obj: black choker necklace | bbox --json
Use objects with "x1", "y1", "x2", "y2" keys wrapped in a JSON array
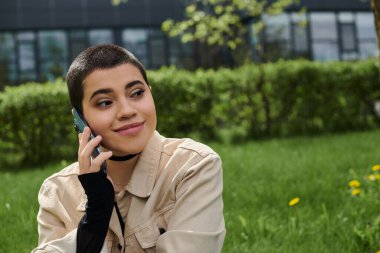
[{"x1": 109, "y1": 153, "x2": 140, "y2": 161}]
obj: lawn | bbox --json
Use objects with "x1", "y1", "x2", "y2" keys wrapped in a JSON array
[{"x1": 1, "y1": 130, "x2": 380, "y2": 252}]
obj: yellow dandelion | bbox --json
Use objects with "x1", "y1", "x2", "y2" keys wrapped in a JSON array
[
  {"x1": 349, "y1": 180, "x2": 360, "y2": 188},
  {"x1": 289, "y1": 197, "x2": 300, "y2": 207},
  {"x1": 351, "y1": 188, "x2": 361, "y2": 196},
  {"x1": 372, "y1": 165, "x2": 380, "y2": 172},
  {"x1": 376, "y1": 174, "x2": 380, "y2": 181},
  {"x1": 368, "y1": 174, "x2": 376, "y2": 181}
]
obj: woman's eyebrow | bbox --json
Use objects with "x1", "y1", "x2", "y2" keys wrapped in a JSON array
[
  {"x1": 89, "y1": 80, "x2": 144, "y2": 101},
  {"x1": 125, "y1": 80, "x2": 144, "y2": 89},
  {"x1": 89, "y1": 88, "x2": 113, "y2": 101}
]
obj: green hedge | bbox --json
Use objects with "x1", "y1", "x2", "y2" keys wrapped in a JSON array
[
  {"x1": 1, "y1": 60, "x2": 380, "y2": 168},
  {"x1": 0, "y1": 79, "x2": 76, "y2": 167}
]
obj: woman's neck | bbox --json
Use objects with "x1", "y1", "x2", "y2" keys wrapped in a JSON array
[{"x1": 106, "y1": 155, "x2": 139, "y2": 192}]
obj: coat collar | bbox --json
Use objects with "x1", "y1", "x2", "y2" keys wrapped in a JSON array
[
  {"x1": 124, "y1": 131, "x2": 163, "y2": 198},
  {"x1": 77, "y1": 131, "x2": 163, "y2": 211},
  {"x1": 76, "y1": 132, "x2": 163, "y2": 242}
]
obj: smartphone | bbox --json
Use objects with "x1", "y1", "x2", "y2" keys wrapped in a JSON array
[{"x1": 72, "y1": 108, "x2": 107, "y2": 174}]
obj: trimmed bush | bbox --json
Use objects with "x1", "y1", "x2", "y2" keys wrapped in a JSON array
[
  {"x1": 0, "y1": 79, "x2": 76, "y2": 167},
  {"x1": 1, "y1": 60, "x2": 380, "y2": 167},
  {"x1": 265, "y1": 60, "x2": 380, "y2": 136}
]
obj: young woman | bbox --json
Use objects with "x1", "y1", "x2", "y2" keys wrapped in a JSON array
[{"x1": 32, "y1": 44, "x2": 225, "y2": 253}]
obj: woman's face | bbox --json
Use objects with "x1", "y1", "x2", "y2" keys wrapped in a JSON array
[{"x1": 82, "y1": 63, "x2": 156, "y2": 156}]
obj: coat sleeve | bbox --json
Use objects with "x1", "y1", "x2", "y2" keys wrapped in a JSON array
[
  {"x1": 155, "y1": 153, "x2": 226, "y2": 253},
  {"x1": 76, "y1": 172, "x2": 115, "y2": 253},
  {"x1": 31, "y1": 174, "x2": 112, "y2": 253}
]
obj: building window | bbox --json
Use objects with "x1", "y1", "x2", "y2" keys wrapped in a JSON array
[
  {"x1": 180, "y1": 42, "x2": 194, "y2": 69},
  {"x1": 341, "y1": 24, "x2": 356, "y2": 51},
  {"x1": 17, "y1": 32, "x2": 37, "y2": 81},
  {"x1": 356, "y1": 12, "x2": 378, "y2": 59},
  {"x1": 38, "y1": 31, "x2": 68, "y2": 81},
  {"x1": 148, "y1": 29, "x2": 166, "y2": 69},
  {"x1": 122, "y1": 29, "x2": 148, "y2": 67},
  {"x1": 69, "y1": 30, "x2": 88, "y2": 61},
  {"x1": 290, "y1": 13, "x2": 309, "y2": 59},
  {"x1": 89, "y1": 29, "x2": 114, "y2": 45},
  {"x1": 338, "y1": 12, "x2": 358, "y2": 60},
  {"x1": 168, "y1": 37, "x2": 181, "y2": 66},
  {"x1": 168, "y1": 36, "x2": 195, "y2": 69},
  {"x1": 247, "y1": 20, "x2": 263, "y2": 62},
  {"x1": 310, "y1": 13, "x2": 339, "y2": 61},
  {"x1": 263, "y1": 14, "x2": 291, "y2": 61},
  {"x1": 0, "y1": 33, "x2": 17, "y2": 85},
  {"x1": 171, "y1": 39, "x2": 195, "y2": 69}
]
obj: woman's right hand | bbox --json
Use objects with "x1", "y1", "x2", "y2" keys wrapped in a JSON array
[{"x1": 77, "y1": 127, "x2": 112, "y2": 175}]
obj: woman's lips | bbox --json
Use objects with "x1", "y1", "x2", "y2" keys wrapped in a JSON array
[{"x1": 115, "y1": 122, "x2": 144, "y2": 136}]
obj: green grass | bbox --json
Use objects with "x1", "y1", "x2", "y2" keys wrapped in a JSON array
[
  {"x1": 1, "y1": 130, "x2": 380, "y2": 252},
  {"x1": 0, "y1": 162, "x2": 66, "y2": 253},
  {"x1": 211, "y1": 130, "x2": 380, "y2": 253}
]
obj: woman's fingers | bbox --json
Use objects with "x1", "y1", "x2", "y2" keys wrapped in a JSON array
[
  {"x1": 81, "y1": 135, "x2": 102, "y2": 159},
  {"x1": 91, "y1": 151, "x2": 113, "y2": 169},
  {"x1": 77, "y1": 127, "x2": 92, "y2": 171},
  {"x1": 77, "y1": 127, "x2": 112, "y2": 175},
  {"x1": 78, "y1": 127, "x2": 91, "y2": 155}
]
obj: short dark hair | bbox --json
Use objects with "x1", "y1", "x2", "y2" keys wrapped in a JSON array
[{"x1": 66, "y1": 44, "x2": 148, "y2": 113}]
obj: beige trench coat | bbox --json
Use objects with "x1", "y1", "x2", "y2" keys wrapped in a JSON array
[{"x1": 32, "y1": 131, "x2": 226, "y2": 253}]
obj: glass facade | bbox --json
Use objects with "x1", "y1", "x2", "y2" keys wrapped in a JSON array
[
  {"x1": 17, "y1": 32, "x2": 37, "y2": 81},
  {"x1": 122, "y1": 29, "x2": 149, "y2": 67},
  {"x1": 356, "y1": 13, "x2": 378, "y2": 59},
  {"x1": 148, "y1": 29, "x2": 167, "y2": 69},
  {"x1": 263, "y1": 14, "x2": 291, "y2": 60},
  {"x1": 168, "y1": 36, "x2": 194, "y2": 69},
  {"x1": 0, "y1": 33, "x2": 16, "y2": 84},
  {"x1": 89, "y1": 29, "x2": 114, "y2": 45},
  {"x1": 310, "y1": 13, "x2": 339, "y2": 61},
  {"x1": 290, "y1": 13, "x2": 309, "y2": 59},
  {"x1": 0, "y1": 11, "x2": 377, "y2": 85},
  {"x1": 38, "y1": 31, "x2": 68, "y2": 81},
  {"x1": 338, "y1": 12, "x2": 358, "y2": 60},
  {"x1": 68, "y1": 30, "x2": 87, "y2": 61},
  {"x1": 256, "y1": 11, "x2": 377, "y2": 62}
]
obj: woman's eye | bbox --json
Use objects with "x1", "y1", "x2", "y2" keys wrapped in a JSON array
[
  {"x1": 131, "y1": 89, "x2": 145, "y2": 98},
  {"x1": 96, "y1": 100, "x2": 112, "y2": 108}
]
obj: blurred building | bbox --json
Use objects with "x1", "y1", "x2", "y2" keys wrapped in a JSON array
[
  {"x1": 257, "y1": 0, "x2": 378, "y2": 63},
  {"x1": 0, "y1": 0, "x2": 377, "y2": 84}
]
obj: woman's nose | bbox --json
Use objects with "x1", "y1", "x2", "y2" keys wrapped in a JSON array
[{"x1": 116, "y1": 100, "x2": 136, "y2": 120}]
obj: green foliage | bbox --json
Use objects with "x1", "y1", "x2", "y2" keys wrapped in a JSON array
[
  {"x1": 150, "y1": 67, "x2": 218, "y2": 141},
  {"x1": 0, "y1": 79, "x2": 76, "y2": 168},
  {"x1": 152, "y1": 60, "x2": 380, "y2": 141},
  {"x1": 347, "y1": 165, "x2": 380, "y2": 251},
  {"x1": 162, "y1": 0, "x2": 298, "y2": 50},
  {"x1": 265, "y1": 60, "x2": 380, "y2": 136},
  {"x1": 0, "y1": 60, "x2": 379, "y2": 167},
  {"x1": 161, "y1": 0, "x2": 301, "y2": 68}
]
